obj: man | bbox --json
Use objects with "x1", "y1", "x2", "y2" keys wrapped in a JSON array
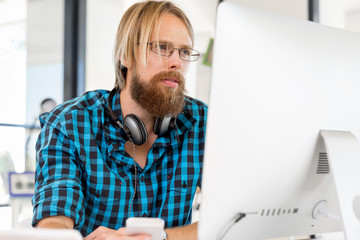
[{"x1": 32, "y1": 1, "x2": 207, "y2": 239}]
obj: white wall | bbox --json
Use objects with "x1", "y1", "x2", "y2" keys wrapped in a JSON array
[
  {"x1": 319, "y1": 0, "x2": 360, "y2": 31},
  {"x1": 320, "y1": 0, "x2": 346, "y2": 28},
  {"x1": 26, "y1": 0, "x2": 64, "y2": 123},
  {"x1": 346, "y1": 9, "x2": 360, "y2": 32},
  {"x1": 26, "y1": 0, "x2": 64, "y2": 171},
  {"x1": 85, "y1": 0, "x2": 125, "y2": 92},
  {"x1": 226, "y1": 0, "x2": 308, "y2": 20}
]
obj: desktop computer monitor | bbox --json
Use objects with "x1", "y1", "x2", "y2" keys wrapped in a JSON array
[{"x1": 198, "y1": 2, "x2": 360, "y2": 240}]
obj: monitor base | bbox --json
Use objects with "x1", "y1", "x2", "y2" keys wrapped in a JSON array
[{"x1": 320, "y1": 130, "x2": 360, "y2": 240}]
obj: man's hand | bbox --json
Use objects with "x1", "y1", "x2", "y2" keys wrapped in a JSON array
[
  {"x1": 85, "y1": 226, "x2": 150, "y2": 240},
  {"x1": 85, "y1": 222, "x2": 198, "y2": 240}
]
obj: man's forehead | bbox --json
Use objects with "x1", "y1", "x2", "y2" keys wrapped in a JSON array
[{"x1": 151, "y1": 14, "x2": 193, "y2": 47}]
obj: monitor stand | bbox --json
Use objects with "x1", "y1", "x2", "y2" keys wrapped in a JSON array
[{"x1": 319, "y1": 130, "x2": 360, "y2": 240}]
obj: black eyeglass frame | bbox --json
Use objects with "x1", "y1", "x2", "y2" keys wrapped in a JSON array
[{"x1": 142, "y1": 41, "x2": 200, "y2": 62}]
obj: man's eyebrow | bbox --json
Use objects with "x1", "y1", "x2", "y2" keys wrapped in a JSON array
[
  {"x1": 180, "y1": 44, "x2": 193, "y2": 49},
  {"x1": 156, "y1": 40, "x2": 192, "y2": 49}
]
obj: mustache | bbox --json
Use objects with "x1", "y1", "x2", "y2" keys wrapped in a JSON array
[{"x1": 152, "y1": 70, "x2": 185, "y2": 85}]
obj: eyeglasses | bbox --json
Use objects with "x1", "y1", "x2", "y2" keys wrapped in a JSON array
[{"x1": 146, "y1": 41, "x2": 200, "y2": 62}]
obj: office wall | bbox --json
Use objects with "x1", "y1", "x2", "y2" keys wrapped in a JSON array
[
  {"x1": 26, "y1": 0, "x2": 64, "y2": 123},
  {"x1": 320, "y1": 0, "x2": 360, "y2": 31},
  {"x1": 85, "y1": 0, "x2": 124, "y2": 92},
  {"x1": 226, "y1": 0, "x2": 308, "y2": 20},
  {"x1": 26, "y1": 0, "x2": 64, "y2": 171}
]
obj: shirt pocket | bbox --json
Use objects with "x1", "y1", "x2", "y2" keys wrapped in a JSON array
[
  {"x1": 168, "y1": 179, "x2": 196, "y2": 202},
  {"x1": 166, "y1": 179, "x2": 196, "y2": 227}
]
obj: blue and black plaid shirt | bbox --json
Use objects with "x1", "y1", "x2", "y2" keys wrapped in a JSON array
[{"x1": 32, "y1": 90, "x2": 207, "y2": 237}]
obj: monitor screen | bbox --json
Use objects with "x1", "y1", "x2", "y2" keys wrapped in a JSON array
[{"x1": 199, "y1": 2, "x2": 360, "y2": 240}]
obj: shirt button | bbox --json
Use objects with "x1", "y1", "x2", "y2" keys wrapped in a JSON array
[
  {"x1": 140, "y1": 176, "x2": 145, "y2": 182},
  {"x1": 96, "y1": 190, "x2": 101, "y2": 198},
  {"x1": 142, "y1": 212, "x2": 147, "y2": 217}
]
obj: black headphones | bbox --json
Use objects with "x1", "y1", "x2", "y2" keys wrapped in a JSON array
[{"x1": 106, "y1": 88, "x2": 173, "y2": 145}]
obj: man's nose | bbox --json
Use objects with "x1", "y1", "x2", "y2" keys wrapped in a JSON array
[{"x1": 166, "y1": 49, "x2": 183, "y2": 70}]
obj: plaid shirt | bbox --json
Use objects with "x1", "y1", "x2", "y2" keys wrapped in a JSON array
[{"x1": 32, "y1": 90, "x2": 207, "y2": 237}]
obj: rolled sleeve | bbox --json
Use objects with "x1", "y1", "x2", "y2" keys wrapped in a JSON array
[{"x1": 32, "y1": 115, "x2": 85, "y2": 230}]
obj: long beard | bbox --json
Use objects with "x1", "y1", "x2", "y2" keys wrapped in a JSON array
[{"x1": 130, "y1": 70, "x2": 186, "y2": 118}]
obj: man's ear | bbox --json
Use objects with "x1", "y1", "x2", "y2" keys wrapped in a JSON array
[{"x1": 120, "y1": 58, "x2": 131, "y2": 69}]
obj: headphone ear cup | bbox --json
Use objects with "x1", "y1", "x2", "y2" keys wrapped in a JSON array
[
  {"x1": 154, "y1": 116, "x2": 172, "y2": 136},
  {"x1": 123, "y1": 114, "x2": 148, "y2": 145}
]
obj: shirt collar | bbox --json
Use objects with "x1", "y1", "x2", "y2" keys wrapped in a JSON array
[
  {"x1": 104, "y1": 89, "x2": 125, "y2": 143},
  {"x1": 175, "y1": 106, "x2": 198, "y2": 136}
]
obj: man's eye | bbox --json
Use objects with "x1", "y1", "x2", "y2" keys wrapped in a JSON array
[
  {"x1": 158, "y1": 44, "x2": 168, "y2": 51},
  {"x1": 181, "y1": 49, "x2": 191, "y2": 56}
]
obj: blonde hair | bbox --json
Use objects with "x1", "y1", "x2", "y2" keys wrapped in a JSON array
[{"x1": 113, "y1": 0, "x2": 194, "y2": 89}]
